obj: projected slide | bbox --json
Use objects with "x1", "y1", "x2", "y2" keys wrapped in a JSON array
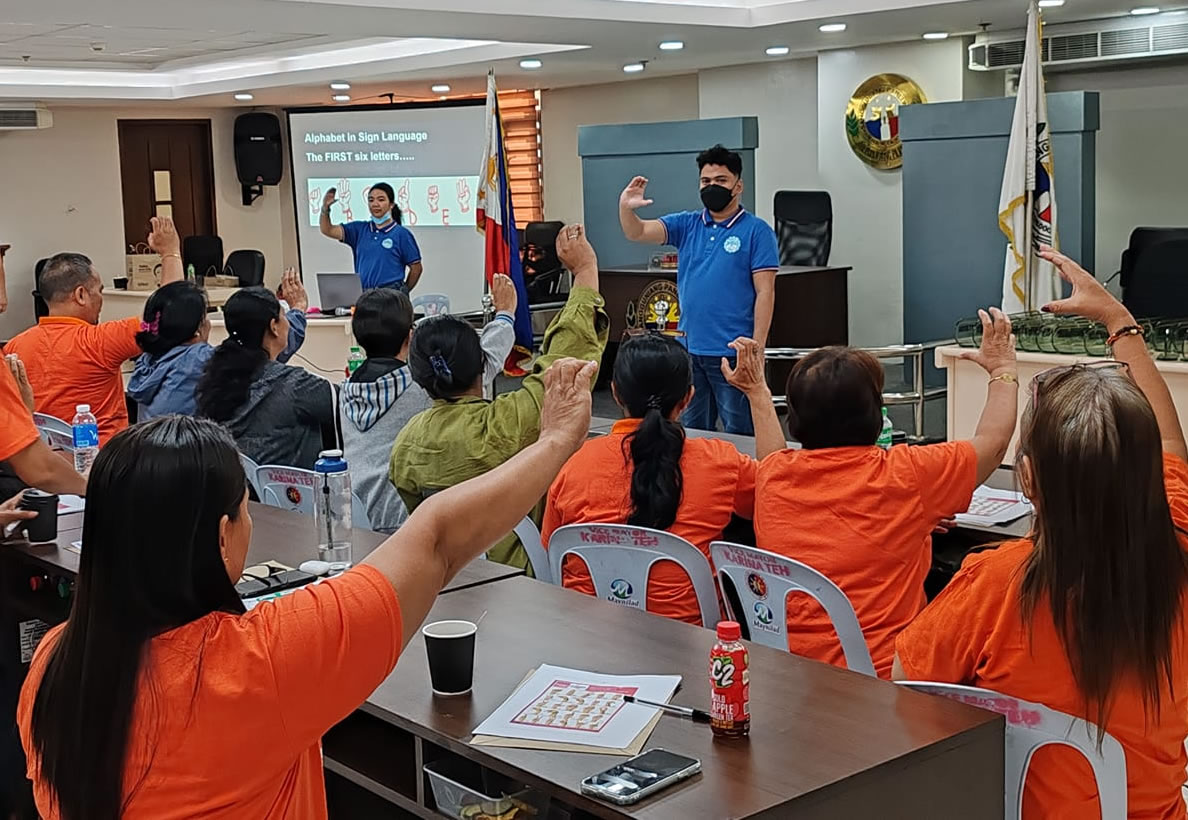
[
  {"x1": 305, "y1": 176, "x2": 478, "y2": 228},
  {"x1": 289, "y1": 103, "x2": 487, "y2": 314}
]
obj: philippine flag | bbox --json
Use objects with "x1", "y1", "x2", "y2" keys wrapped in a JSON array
[{"x1": 477, "y1": 71, "x2": 533, "y2": 376}]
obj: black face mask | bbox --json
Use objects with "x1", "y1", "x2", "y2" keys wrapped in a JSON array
[{"x1": 700, "y1": 183, "x2": 735, "y2": 213}]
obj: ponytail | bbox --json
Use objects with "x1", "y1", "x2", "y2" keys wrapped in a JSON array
[
  {"x1": 612, "y1": 333, "x2": 693, "y2": 530},
  {"x1": 195, "y1": 287, "x2": 278, "y2": 422}
]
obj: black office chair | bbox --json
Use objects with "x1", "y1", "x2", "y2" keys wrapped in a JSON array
[
  {"x1": 183, "y1": 235, "x2": 225, "y2": 280},
  {"x1": 1122, "y1": 236, "x2": 1188, "y2": 319},
  {"x1": 32, "y1": 258, "x2": 49, "y2": 319},
  {"x1": 225, "y1": 250, "x2": 265, "y2": 287},
  {"x1": 773, "y1": 191, "x2": 832, "y2": 267},
  {"x1": 522, "y1": 221, "x2": 567, "y2": 304}
]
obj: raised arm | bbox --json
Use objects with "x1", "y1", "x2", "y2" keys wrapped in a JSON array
[
  {"x1": 1042, "y1": 247, "x2": 1187, "y2": 462},
  {"x1": 319, "y1": 188, "x2": 345, "y2": 242},
  {"x1": 362, "y1": 358, "x2": 597, "y2": 646},
  {"x1": 958, "y1": 308, "x2": 1019, "y2": 484},
  {"x1": 619, "y1": 177, "x2": 667, "y2": 245},
  {"x1": 147, "y1": 216, "x2": 183, "y2": 286},
  {"x1": 721, "y1": 337, "x2": 786, "y2": 459}
]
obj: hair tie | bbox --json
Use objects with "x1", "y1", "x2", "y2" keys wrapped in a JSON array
[
  {"x1": 139, "y1": 311, "x2": 161, "y2": 334},
  {"x1": 228, "y1": 330, "x2": 244, "y2": 347},
  {"x1": 429, "y1": 353, "x2": 453, "y2": 381},
  {"x1": 646, "y1": 395, "x2": 663, "y2": 410}
]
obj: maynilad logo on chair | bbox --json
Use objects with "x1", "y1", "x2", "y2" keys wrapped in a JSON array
[{"x1": 608, "y1": 579, "x2": 641, "y2": 608}]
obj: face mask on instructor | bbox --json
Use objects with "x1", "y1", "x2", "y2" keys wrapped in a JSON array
[{"x1": 699, "y1": 183, "x2": 737, "y2": 214}]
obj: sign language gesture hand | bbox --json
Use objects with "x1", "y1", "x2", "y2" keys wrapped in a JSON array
[{"x1": 619, "y1": 176, "x2": 654, "y2": 211}]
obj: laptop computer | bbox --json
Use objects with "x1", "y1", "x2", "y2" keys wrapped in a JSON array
[{"x1": 316, "y1": 273, "x2": 363, "y2": 312}]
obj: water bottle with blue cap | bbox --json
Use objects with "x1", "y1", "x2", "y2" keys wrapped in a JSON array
[{"x1": 313, "y1": 449, "x2": 353, "y2": 572}]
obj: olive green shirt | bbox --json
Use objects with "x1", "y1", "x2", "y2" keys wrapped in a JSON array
[{"x1": 389, "y1": 286, "x2": 609, "y2": 569}]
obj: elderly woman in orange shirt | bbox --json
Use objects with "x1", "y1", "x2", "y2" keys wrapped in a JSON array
[
  {"x1": 543, "y1": 332, "x2": 756, "y2": 625},
  {"x1": 723, "y1": 309, "x2": 1018, "y2": 678}
]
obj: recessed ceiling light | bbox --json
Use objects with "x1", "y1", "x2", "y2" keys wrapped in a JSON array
[
  {"x1": 519, "y1": 58, "x2": 543, "y2": 69},
  {"x1": 1038, "y1": 0, "x2": 1065, "y2": 7},
  {"x1": 659, "y1": 40, "x2": 684, "y2": 51},
  {"x1": 329, "y1": 81, "x2": 351, "y2": 90},
  {"x1": 332, "y1": 94, "x2": 350, "y2": 102},
  {"x1": 765, "y1": 46, "x2": 790, "y2": 56},
  {"x1": 623, "y1": 62, "x2": 645, "y2": 73},
  {"x1": 819, "y1": 23, "x2": 848, "y2": 33},
  {"x1": 1130, "y1": 5, "x2": 1160, "y2": 13},
  {"x1": 431, "y1": 84, "x2": 451, "y2": 93},
  {"x1": 233, "y1": 92, "x2": 253, "y2": 101},
  {"x1": 922, "y1": 31, "x2": 950, "y2": 40}
]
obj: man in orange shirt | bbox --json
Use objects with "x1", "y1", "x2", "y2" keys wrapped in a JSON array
[{"x1": 4, "y1": 218, "x2": 183, "y2": 442}]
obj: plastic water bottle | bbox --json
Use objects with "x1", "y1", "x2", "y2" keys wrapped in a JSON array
[
  {"x1": 186, "y1": 262, "x2": 196, "y2": 283},
  {"x1": 313, "y1": 449, "x2": 353, "y2": 572},
  {"x1": 877, "y1": 407, "x2": 894, "y2": 450},
  {"x1": 347, "y1": 346, "x2": 365, "y2": 375},
  {"x1": 71, "y1": 404, "x2": 100, "y2": 475}
]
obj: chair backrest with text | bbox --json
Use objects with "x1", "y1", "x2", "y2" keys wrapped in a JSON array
[
  {"x1": 33, "y1": 412, "x2": 74, "y2": 452},
  {"x1": 896, "y1": 681, "x2": 1127, "y2": 819},
  {"x1": 548, "y1": 524, "x2": 720, "y2": 627},
  {"x1": 255, "y1": 463, "x2": 372, "y2": 530},
  {"x1": 710, "y1": 541, "x2": 875, "y2": 676}
]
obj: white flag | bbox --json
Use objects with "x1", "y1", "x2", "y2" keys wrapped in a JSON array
[{"x1": 998, "y1": 0, "x2": 1060, "y2": 314}]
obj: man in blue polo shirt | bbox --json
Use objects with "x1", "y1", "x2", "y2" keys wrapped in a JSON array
[
  {"x1": 319, "y1": 181, "x2": 423, "y2": 293},
  {"x1": 618, "y1": 144, "x2": 778, "y2": 434}
]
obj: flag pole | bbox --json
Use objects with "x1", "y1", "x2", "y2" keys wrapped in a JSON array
[{"x1": 1023, "y1": 189, "x2": 1034, "y2": 311}]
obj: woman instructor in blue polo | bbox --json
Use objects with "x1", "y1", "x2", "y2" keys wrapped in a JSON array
[{"x1": 319, "y1": 182, "x2": 423, "y2": 293}]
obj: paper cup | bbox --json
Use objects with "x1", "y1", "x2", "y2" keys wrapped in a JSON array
[{"x1": 423, "y1": 620, "x2": 477, "y2": 696}]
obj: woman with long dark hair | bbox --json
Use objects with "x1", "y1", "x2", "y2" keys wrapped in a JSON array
[
  {"x1": 196, "y1": 286, "x2": 331, "y2": 468},
  {"x1": 895, "y1": 249, "x2": 1188, "y2": 818},
  {"x1": 19, "y1": 360, "x2": 596, "y2": 819},
  {"x1": 542, "y1": 332, "x2": 756, "y2": 625},
  {"x1": 129, "y1": 272, "x2": 308, "y2": 421}
]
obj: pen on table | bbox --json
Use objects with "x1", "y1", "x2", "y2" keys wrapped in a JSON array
[{"x1": 624, "y1": 696, "x2": 711, "y2": 724}]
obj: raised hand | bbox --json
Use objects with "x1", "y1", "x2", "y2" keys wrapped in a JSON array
[
  {"x1": 490, "y1": 273, "x2": 517, "y2": 316},
  {"x1": 1039, "y1": 247, "x2": 1131, "y2": 328},
  {"x1": 322, "y1": 187, "x2": 338, "y2": 211},
  {"x1": 556, "y1": 224, "x2": 597, "y2": 276},
  {"x1": 457, "y1": 178, "x2": 472, "y2": 213},
  {"x1": 279, "y1": 267, "x2": 308, "y2": 313},
  {"x1": 147, "y1": 215, "x2": 181, "y2": 257},
  {"x1": 619, "y1": 176, "x2": 654, "y2": 211},
  {"x1": 720, "y1": 337, "x2": 768, "y2": 398},
  {"x1": 6, "y1": 353, "x2": 34, "y2": 412},
  {"x1": 959, "y1": 308, "x2": 1016, "y2": 378},
  {"x1": 539, "y1": 357, "x2": 598, "y2": 455}
]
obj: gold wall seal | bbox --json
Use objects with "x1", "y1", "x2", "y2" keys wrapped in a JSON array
[
  {"x1": 845, "y1": 73, "x2": 927, "y2": 170},
  {"x1": 630, "y1": 280, "x2": 681, "y2": 332}
]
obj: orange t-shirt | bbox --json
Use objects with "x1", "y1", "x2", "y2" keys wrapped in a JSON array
[
  {"x1": 896, "y1": 452, "x2": 1188, "y2": 820},
  {"x1": 0, "y1": 362, "x2": 39, "y2": 461},
  {"x1": 18, "y1": 565, "x2": 403, "y2": 820},
  {"x1": 5, "y1": 316, "x2": 141, "y2": 443},
  {"x1": 754, "y1": 442, "x2": 976, "y2": 678},
  {"x1": 542, "y1": 419, "x2": 757, "y2": 625}
]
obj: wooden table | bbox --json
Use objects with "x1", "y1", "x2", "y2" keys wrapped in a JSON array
[{"x1": 323, "y1": 576, "x2": 1003, "y2": 819}]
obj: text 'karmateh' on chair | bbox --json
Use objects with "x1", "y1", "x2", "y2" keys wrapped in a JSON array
[
  {"x1": 896, "y1": 682, "x2": 1127, "y2": 819},
  {"x1": 710, "y1": 541, "x2": 876, "y2": 677},
  {"x1": 548, "y1": 524, "x2": 720, "y2": 628},
  {"x1": 255, "y1": 464, "x2": 372, "y2": 530}
]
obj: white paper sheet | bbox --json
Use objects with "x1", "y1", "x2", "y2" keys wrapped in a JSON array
[
  {"x1": 955, "y1": 485, "x2": 1033, "y2": 527},
  {"x1": 472, "y1": 664, "x2": 681, "y2": 751},
  {"x1": 57, "y1": 495, "x2": 85, "y2": 514}
]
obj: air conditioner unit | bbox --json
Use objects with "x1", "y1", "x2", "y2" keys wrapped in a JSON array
[
  {"x1": 969, "y1": 14, "x2": 1188, "y2": 71},
  {"x1": 0, "y1": 104, "x2": 52, "y2": 130}
]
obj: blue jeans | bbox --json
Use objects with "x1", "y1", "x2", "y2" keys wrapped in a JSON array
[{"x1": 682, "y1": 355, "x2": 754, "y2": 435}]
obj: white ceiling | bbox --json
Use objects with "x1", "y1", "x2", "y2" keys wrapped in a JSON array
[{"x1": 0, "y1": 0, "x2": 1177, "y2": 106}]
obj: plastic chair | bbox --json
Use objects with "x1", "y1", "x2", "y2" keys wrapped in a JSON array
[
  {"x1": 513, "y1": 516, "x2": 553, "y2": 583},
  {"x1": 548, "y1": 524, "x2": 720, "y2": 627},
  {"x1": 710, "y1": 541, "x2": 876, "y2": 676},
  {"x1": 412, "y1": 293, "x2": 451, "y2": 317},
  {"x1": 239, "y1": 452, "x2": 262, "y2": 499},
  {"x1": 33, "y1": 412, "x2": 74, "y2": 452},
  {"x1": 897, "y1": 682, "x2": 1127, "y2": 819},
  {"x1": 255, "y1": 464, "x2": 373, "y2": 530}
]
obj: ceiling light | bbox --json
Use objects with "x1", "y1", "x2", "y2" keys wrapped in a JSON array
[
  {"x1": 1037, "y1": 0, "x2": 1065, "y2": 7},
  {"x1": 332, "y1": 94, "x2": 350, "y2": 102},
  {"x1": 431, "y1": 84, "x2": 451, "y2": 93},
  {"x1": 659, "y1": 40, "x2": 684, "y2": 51},
  {"x1": 922, "y1": 31, "x2": 950, "y2": 40},
  {"x1": 765, "y1": 46, "x2": 790, "y2": 56},
  {"x1": 233, "y1": 92, "x2": 253, "y2": 101},
  {"x1": 819, "y1": 23, "x2": 848, "y2": 33},
  {"x1": 329, "y1": 81, "x2": 351, "y2": 90},
  {"x1": 1130, "y1": 6, "x2": 1160, "y2": 13},
  {"x1": 623, "y1": 62, "x2": 645, "y2": 73},
  {"x1": 519, "y1": 58, "x2": 543, "y2": 69}
]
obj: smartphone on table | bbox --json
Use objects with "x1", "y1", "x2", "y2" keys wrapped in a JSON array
[{"x1": 579, "y1": 748, "x2": 700, "y2": 806}]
